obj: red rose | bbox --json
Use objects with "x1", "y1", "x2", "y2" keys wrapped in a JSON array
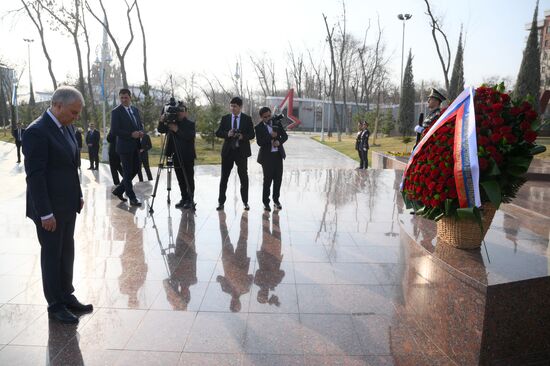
[
  {"x1": 492, "y1": 151, "x2": 503, "y2": 164},
  {"x1": 501, "y1": 94, "x2": 510, "y2": 104},
  {"x1": 439, "y1": 192, "x2": 448, "y2": 201},
  {"x1": 510, "y1": 107, "x2": 521, "y2": 116},
  {"x1": 430, "y1": 169, "x2": 439, "y2": 179},
  {"x1": 478, "y1": 135, "x2": 490, "y2": 146},
  {"x1": 524, "y1": 130, "x2": 537, "y2": 143},
  {"x1": 499, "y1": 126, "x2": 512, "y2": 134},
  {"x1": 479, "y1": 157, "x2": 489, "y2": 171},
  {"x1": 504, "y1": 133, "x2": 517, "y2": 144},
  {"x1": 492, "y1": 103, "x2": 504, "y2": 113},
  {"x1": 525, "y1": 110, "x2": 538, "y2": 122},
  {"x1": 520, "y1": 121, "x2": 531, "y2": 131},
  {"x1": 482, "y1": 120, "x2": 492, "y2": 129},
  {"x1": 485, "y1": 145, "x2": 498, "y2": 156},
  {"x1": 448, "y1": 188, "x2": 458, "y2": 199},
  {"x1": 493, "y1": 117, "x2": 505, "y2": 126},
  {"x1": 490, "y1": 133, "x2": 502, "y2": 144}
]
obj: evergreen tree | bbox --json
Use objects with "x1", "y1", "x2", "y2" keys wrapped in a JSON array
[
  {"x1": 449, "y1": 30, "x2": 465, "y2": 101},
  {"x1": 398, "y1": 50, "x2": 415, "y2": 136},
  {"x1": 514, "y1": 1, "x2": 541, "y2": 105}
]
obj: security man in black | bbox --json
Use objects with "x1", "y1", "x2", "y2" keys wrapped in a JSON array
[{"x1": 157, "y1": 102, "x2": 196, "y2": 209}]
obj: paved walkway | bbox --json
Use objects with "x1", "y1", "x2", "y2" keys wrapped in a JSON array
[{"x1": 3, "y1": 133, "x2": 539, "y2": 365}]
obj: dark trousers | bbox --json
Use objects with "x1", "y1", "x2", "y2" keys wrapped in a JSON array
[
  {"x1": 109, "y1": 152, "x2": 123, "y2": 185},
  {"x1": 138, "y1": 151, "x2": 153, "y2": 181},
  {"x1": 88, "y1": 147, "x2": 99, "y2": 169},
  {"x1": 261, "y1": 153, "x2": 283, "y2": 205},
  {"x1": 218, "y1": 153, "x2": 249, "y2": 205},
  {"x1": 76, "y1": 149, "x2": 81, "y2": 168},
  {"x1": 113, "y1": 149, "x2": 139, "y2": 200},
  {"x1": 35, "y1": 213, "x2": 76, "y2": 311},
  {"x1": 358, "y1": 149, "x2": 368, "y2": 169},
  {"x1": 175, "y1": 158, "x2": 195, "y2": 203},
  {"x1": 16, "y1": 141, "x2": 22, "y2": 162}
]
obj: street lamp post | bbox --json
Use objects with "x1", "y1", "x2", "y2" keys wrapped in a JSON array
[
  {"x1": 23, "y1": 38, "x2": 34, "y2": 105},
  {"x1": 97, "y1": 23, "x2": 112, "y2": 162},
  {"x1": 397, "y1": 13, "x2": 412, "y2": 93}
]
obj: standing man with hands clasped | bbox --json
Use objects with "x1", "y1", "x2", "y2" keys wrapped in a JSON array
[
  {"x1": 255, "y1": 107, "x2": 288, "y2": 211},
  {"x1": 216, "y1": 97, "x2": 255, "y2": 211},
  {"x1": 22, "y1": 86, "x2": 93, "y2": 324},
  {"x1": 110, "y1": 88, "x2": 144, "y2": 206}
]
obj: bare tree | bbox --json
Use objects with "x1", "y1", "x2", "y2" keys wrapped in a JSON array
[
  {"x1": 323, "y1": 13, "x2": 342, "y2": 141},
  {"x1": 86, "y1": 0, "x2": 136, "y2": 89},
  {"x1": 287, "y1": 44, "x2": 304, "y2": 97},
  {"x1": 79, "y1": 0, "x2": 97, "y2": 123},
  {"x1": 134, "y1": 0, "x2": 148, "y2": 91},
  {"x1": 20, "y1": 0, "x2": 57, "y2": 90},
  {"x1": 424, "y1": 0, "x2": 451, "y2": 92},
  {"x1": 337, "y1": 1, "x2": 350, "y2": 134},
  {"x1": 39, "y1": 0, "x2": 89, "y2": 127}
]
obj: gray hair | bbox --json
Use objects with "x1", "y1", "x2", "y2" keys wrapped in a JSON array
[{"x1": 50, "y1": 86, "x2": 85, "y2": 107}]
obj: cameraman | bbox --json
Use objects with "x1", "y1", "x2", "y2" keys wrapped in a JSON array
[
  {"x1": 255, "y1": 107, "x2": 288, "y2": 211},
  {"x1": 157, "y1": 102, "x2": 196, "y2": 209}
]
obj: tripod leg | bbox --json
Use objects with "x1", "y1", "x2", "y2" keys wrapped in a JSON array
[{"x1": 167, "y1": 165, "x2": 172, "y2": 204}]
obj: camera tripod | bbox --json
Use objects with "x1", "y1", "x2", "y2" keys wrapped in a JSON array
[{"x1": 149, "y1": 129, "x2": 195, "y2": 214}]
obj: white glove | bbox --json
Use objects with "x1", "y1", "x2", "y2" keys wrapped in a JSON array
[{"x1": 414, "y1": 125, "x2": 425, "y2": 134}]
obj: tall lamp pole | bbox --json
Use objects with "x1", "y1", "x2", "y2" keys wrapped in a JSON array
[
  {"x1": 97, "y1": 20, "x2": 111, "y2": 162},
  {"x1": 397, "y1": 13, "x2": 412, "y2": 93},
  {"x1": 23, "y1": 38, "x2": 35, "y2": 105}
]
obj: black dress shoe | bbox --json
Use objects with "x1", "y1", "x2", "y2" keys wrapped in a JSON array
[
  {"x1": 112, "y1": 191, "x2": 127, "y2": 202},
  {"x1": 175, "y1": 200, "x2": 185, "y2": 209},
  {"x1": 130, "y1": 199, "x2": 142, "y2": 206},
  {"x1": 66, "y1": 300, "x2": 93, "y2": 314},
  {"x1": 274, "y1": 201, "x2": 282, "y2": 210},
  {"x1": 183, "y1": 201, "x2": 195, "y2": 210},
  {"x1": 87, "y1": 167, "x2": 93, "y2": 170},
  {"x1": 244, "y1": 204, "x2": 250, "y2": 211},
  {"x1": 216, "y1": 204, "x2": 224, "y2": 211},
  {"x1": 48, "y1": 308, "x2": 79, "y2": 324},
  {"x1": 264, "y1": 204, "x2": 271, "y2": 212}
]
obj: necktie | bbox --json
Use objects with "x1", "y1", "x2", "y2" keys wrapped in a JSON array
[
  {"x1": 232, "y1": 115, "x2": 237, "y2": 130},
  {"x1": 128, "y1": 108, "x2": 138, "y2": 129},
  {"x1": 62, "y1": 126, "x2": 77, "y2": 160}
]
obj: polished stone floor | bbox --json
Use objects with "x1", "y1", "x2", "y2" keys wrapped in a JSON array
[{"x1": 0, "y1": 136, "x2": 548, "y2": 365}]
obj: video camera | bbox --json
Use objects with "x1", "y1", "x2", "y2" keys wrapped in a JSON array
[{"x1": 162, "y1": 97, "x2": 181, "y2": 124}]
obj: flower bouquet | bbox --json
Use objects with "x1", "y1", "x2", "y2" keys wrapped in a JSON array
[{"x1": 401, "y1": 84, "x2": 546, "y2": 249}]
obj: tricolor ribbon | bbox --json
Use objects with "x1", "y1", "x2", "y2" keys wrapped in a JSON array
[{"x1": 401, "y1": 87, "x2": 481, "y2": 208}]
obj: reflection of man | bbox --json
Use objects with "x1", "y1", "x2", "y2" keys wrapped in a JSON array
[
  {"x1": 12, "y1": 122, "x2": 25, "y2": 163},
  {"x1": 255, "y1": 107, "x2": 288, "y2": 211},
  {"x1": 137, "y1": 132, "x2": 153, "y2": 182},
  {"x1": 157, "y1": 102, "x2": 196, "y2": 209},
  {"x1": 48, "y1": 322, "x2": 83, "y2": 365},
  {"x1": 164, "y1": 210, "x2": 197, "y2": 310},
  {"x1": 215, "y1": 97, "x2": 255, "y2": 211},
  {"x1": 74, "y1": 127, "x2": 82, "y2": 169},
  {"x1": 111, "y1": 88, "x2": 143, "y2": 206},
  {"x1": 118, "y1": 215, "x2": 147, "y2": 308},
  {"x1": 255, "y1": 212, "x2": 285, "y2": 306},
  {"x1": 216, "y1": 211, "x2": 253, "y2": 312},
  {"x1": 85, "y1": 123, "x2": 100, "y2": 170},
  {"x1": 106, "y1": 129, "x2": 123, "y2": 186},
  {"x1": 22, "y1": 86, "x2": 92, "y2": 324}
]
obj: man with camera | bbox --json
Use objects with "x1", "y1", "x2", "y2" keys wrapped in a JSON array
[
  {"x1": 255, "y1": 107, "x2": 288, "y2": 211},
  {"x1": 215, "y1": 97, "x2": 255, "y2": 211},
  {"x1": 110, "y1": 88, "x2": 144, "y2": 206},
  {"x1": 157, "y1": 101, "x2": 196, "y2": 209}
]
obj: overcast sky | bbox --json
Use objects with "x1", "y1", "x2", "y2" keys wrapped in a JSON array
[{"x1": 0, "y1": 0, "x2": 546, "y2": 99}]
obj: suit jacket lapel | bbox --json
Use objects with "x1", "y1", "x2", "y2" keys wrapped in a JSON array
[{"x1": 44, "y1": 112, "x2": 77, "y2": 164}]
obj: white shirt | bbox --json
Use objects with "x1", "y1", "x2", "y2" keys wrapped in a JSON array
[{"x1": 265, "y1": 122, "x2": 278, "y2": 152}]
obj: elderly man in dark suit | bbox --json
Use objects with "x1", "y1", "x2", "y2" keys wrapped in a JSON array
[
  {"x1": 255, "y1": 107, "x2": 288, "y2": 212},
  {"x1": 22, "y1": 86, "x2": 93, "y2": 324},
  {"x1": 110, "y1": 88, "x2": 144, "y2": 206},
  {"x1": 215, "y1": 97, "x2": 255, "y2": 211},
  {"x1": 12, "y1": 122, "x2": 25, "y2": 163}
]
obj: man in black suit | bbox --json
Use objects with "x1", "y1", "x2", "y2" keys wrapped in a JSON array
[
  {"x1": 215, "y1": 97, "x2": 255, "y2": 211},
  {"x1": 12, "y1": 122, "x2": 25, "y2": 163},
  {"x1": 110, "y1": 88, "x2": 144, "y2": 206},
  {"x1": 74, "y1": 127, "x2": 82, "y2": 169},
  {"x1": 22, "y1": 86, "x2": 93, "y2": 324},
  {"x1": 106, "y1": 129, "x2": 123, "y2": 185},
  {"x1": 157, "y1": 102, "x2": 196, "y2": 209},
  {"x1": 255, "y1": 107, "x2": 288, "y2": 211},
  {"x1": 137, "y1": 132, "x2": 153, "y2": 181},
  {"x1": 85, "y1": 123, "x2": 100, "y2": 170}
]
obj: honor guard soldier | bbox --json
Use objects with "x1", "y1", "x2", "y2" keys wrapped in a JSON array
[{"x1": 414, "y1": 88, "x2": 446, "y2": 136}]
